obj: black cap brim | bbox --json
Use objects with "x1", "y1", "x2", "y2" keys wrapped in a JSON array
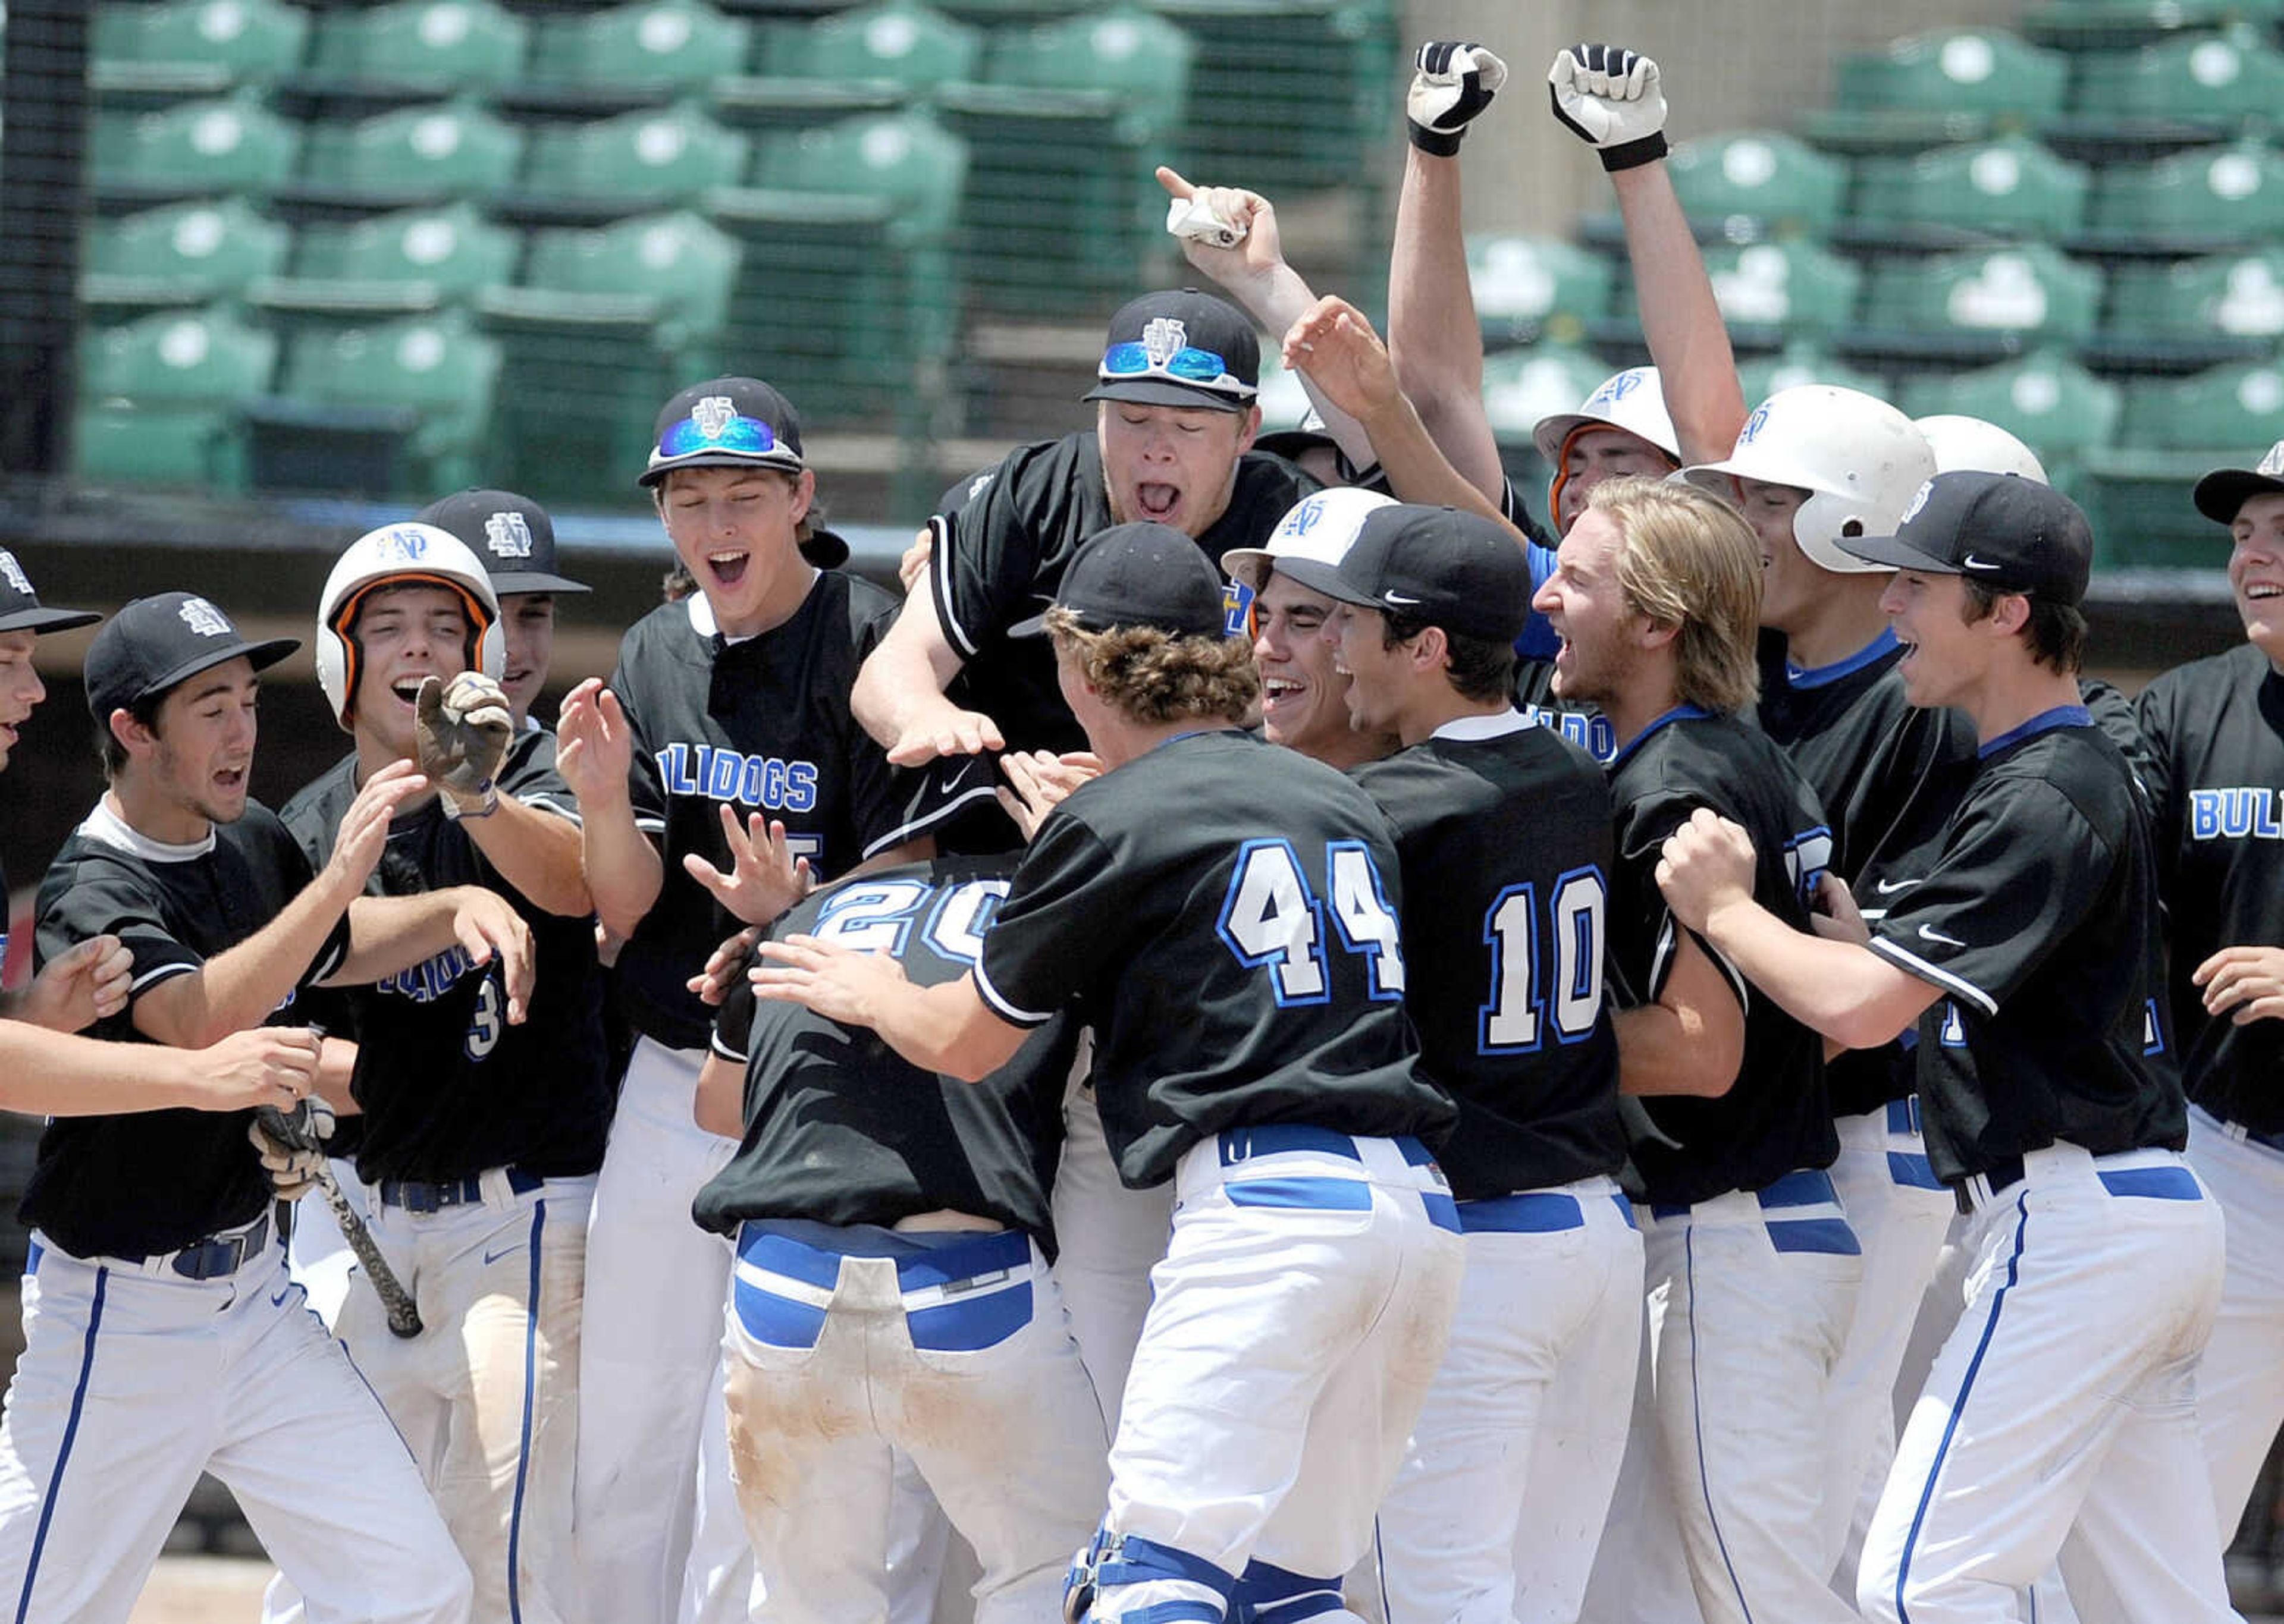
[
  {"x1": 799, "y1": 527, "x2": 851, "y2": 570},
  {"x1": 1007, "y1": 602, "x2": 1058, "y2": 639},
  {"x1": 488, "y1": 571, "x2": 591, "y2": 596},
  {"x1": 2193, "y1": 470, "x2": 2284, "y2": 526},
  {"x1": 0, "y1": 606, "x2": 101, "y2": 636},
  {"x1": 1084, "y1": 380, "x2": 1253, "y2": 413},
  {"x1": 1835, "y1": 533, "x2": 1959, "y2": 575},
  {"x1": 1270, "y1": 555, "x2": 1380, "y2": 610},
  {"x1": 134, "y1": 637, "x2": 300, "y2": 707}
]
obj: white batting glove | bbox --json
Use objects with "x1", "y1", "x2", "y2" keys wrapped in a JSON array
[
  {"x1": 1165, "y1": 193, "x2": 1246, "y2": 250},
  {"x1": 1407, "y1": 40, "x2": 1507, "y2": 156},
  {"x1": 1549, "y1": 43, "x2": 1670, "y2": 172}
]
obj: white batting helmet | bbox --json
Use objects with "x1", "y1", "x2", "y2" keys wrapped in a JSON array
[
  {"x1": 1682, "y1": 385, "x2": 1935, "y2": 574},
  {"x1": 1913, "y1": 414, "x2": 2050, "y2": 483},
  {"x1": 316, "y1": 522, "x2": 504, "y2": 727},
  {"x1": 1532, "y1": 366, "x2": 1682, "y2": 527},
  {"x1": 1221, "y1": 486, "x2": 1398, "y2": 594}
]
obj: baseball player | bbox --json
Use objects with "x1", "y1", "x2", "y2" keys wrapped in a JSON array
[
  {"x1": 1657, "y1": 471, "x2": 2236, "y2": 1624},
  {"x1": 1528, "y1": 478, "x2": 1857, "y2": 1624},
  {"x1": 753, "y1": 522, "x2": 1464, "y2": 1624},
  {"x1": 1271, "y1": 505, "x2": 1639, "y2": 1624},
  {"x1": 690, "y1": 852, "x2": 1105, "y2": 1622},
  {"x1": 556, "y1": 375, "x2": 920, "y2": 1624},
  {"x1": 851, "y1": 286, "x2": 1314, "y2": 843},
  {"x1": 2135, "y1": 440, "x2": 2284, "y2": 1548},
  {"x1": 0, "y1": 589, "x2": 541, "y2": 1624},
  {"x1": 268, "y1": 520, "x2": 609, "y2": 1624}
]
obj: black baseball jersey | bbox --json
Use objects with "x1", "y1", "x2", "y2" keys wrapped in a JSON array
[
  {"x1": 1869, "y1": 708, "x2": 2185, "y2": 1184},
  {"x1": 910, "y1": 433, "x2": 1316, "y2": 847},
  {"x1": 2135, "y1": 644, "x2": 2284, "y2": 1133},
  {"x1": 612, "y1": 571, "x2": 910, "y2": 1050},
  {"x1": 281, "y1": 731, "x2": 613, "y2": 1184},
  {"x1": 1351, "y1": 713, "x2": 1625, "y2": 1200},
  {"x1": 974, "y1": 728, "x2": 1455, "y2": 1189},
  {"x1": 23, "y1": 800, "x2": 351, "y2": 1259},
  {"x1": 1608, "y1": 708, "x2": 1839, "y2": 1205},
  {"x1": 694, "y1": 855, "x2": 1079, "y2": 1245}
]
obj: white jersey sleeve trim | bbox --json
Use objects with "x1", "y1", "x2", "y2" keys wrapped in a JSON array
[
  {"x1": 927, "y1": 515, "x2": 979, "y2": 659},
  {"x1": 634, "y1": 815, "x2": 668, "y2": 835},
  {"x1": 1869, "y1": 936, "x2": 1999, "y2": 1018},
  {"x1": 129, "y1": 961, "x2": 198, "y2": 994},
  {"x1": 517, "y1": 793, "x2": 583, "y2": 827},
  {"x1": 861, "y1": 780, "x2": 1003, "y2": 856},
  {"x1": 709, "y1": 1033, "x2": 747, "y2": 1065},
  {"x1": 972, "y1": 957, "x2": 1055, "y2": 1029}
]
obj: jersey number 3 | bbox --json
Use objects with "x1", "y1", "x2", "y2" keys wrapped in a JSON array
[{"x1": 1218, "y1": 838, "x2": 1405, "y2": 1007}]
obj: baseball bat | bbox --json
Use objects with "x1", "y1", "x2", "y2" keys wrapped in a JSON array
[{"x1": 261, "y1": 1041, "x2": 423, "y2": 1338}]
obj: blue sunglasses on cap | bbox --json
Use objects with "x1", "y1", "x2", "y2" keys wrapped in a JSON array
[
  {"x1": 1100, "y1": 343, "x2": 1252, "y2": 395},
  {"x1": 655, "y1": 411, "x2": 786, "y2": 460}
]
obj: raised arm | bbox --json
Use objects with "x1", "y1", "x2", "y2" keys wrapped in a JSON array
[
  {"x1": 556, "y1": 677, "x2": 666, "y2": 941},
  {"x1": 849, "y1": 568, "x2": 1006, "y2": 768}
]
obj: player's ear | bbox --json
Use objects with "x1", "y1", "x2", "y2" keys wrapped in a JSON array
[
  {"x1": 108, "y1": 705, "x2": 157, "y2": 762},
  {"x1": 1987, "y1": 590, "x2": 2032, "y2": 638},
  {"x1": 1636, "y1": 613, "x2": 1681, "y2": 653},
  {"x1": 788, "y1": 468, "x2": 817, "y2": 527},
  {"x1": 1411, "y1": 623, "x2": 1450, "y2": 673},
  {"x1": 1233, "y1": 404, "x2": 1262, "y2": 457}
]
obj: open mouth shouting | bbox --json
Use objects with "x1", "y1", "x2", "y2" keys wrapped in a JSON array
[
  {"x1": 1130, "y1": 482, "x2": 1183, "y2": 524},
  {"x1": 705, "y1": 548, "x2": 751, "y2": 589}
]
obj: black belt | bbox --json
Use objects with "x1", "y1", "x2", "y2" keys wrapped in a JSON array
[
  {"x1": 1950, "y1": 1154, "x2": 2026, "y2": 1216},
  {"x1": 150, "y1": 1209, "x2": 271, "y2": 1281},
  {"x1": 377, "y1": 1167, "x2": 545, "y2": 1214}
]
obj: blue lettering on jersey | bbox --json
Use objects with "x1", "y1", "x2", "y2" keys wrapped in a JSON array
[
  {"x1": 1521, "y1": 703, "x2": 1618, "y2": 763},
  {"x1": 376, "y1": 945, "x2": 481, "y2": 1004},
  {"x1": 1938, "y1": 1001, "x2": 1967, "y2": 1048},
  {"x1": 2188, "y1": 787, "x2": 2284, "y2": 841},
  {"x1": 1784, "y1": 827, "x2": 1836, "y2": 910},
  {"x1": 2143, "y1": 997, "x2": 2165, "y2": 1057},
  {"x1": 656, "y1": 743, "x2": 821, "y2": 813},
  {"x1": 1222, "y1": 579, "x2": 1254, "y2": 640}
]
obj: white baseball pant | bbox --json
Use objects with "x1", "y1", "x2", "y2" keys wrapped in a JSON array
[
  {"x1": 1858, "y1": 1144, "x2": 2235, "y2": 1624},
  {"x1": 2185, "y1": 1106, "x2": 2284, "y2": 1541},
  {"x1": 1373, "y1": 1176, "x2": 1643, "y2": 1624},
  {"x1": 1049, "y1": 1070, "x2": 1172, "y2": 1437},
  {"x1": 0, "y1": 1225, "x2": 472, "y2": 1624},
  {"x1": 1074, "y1": 1127, "x2": 1465, "y2": 1624}
]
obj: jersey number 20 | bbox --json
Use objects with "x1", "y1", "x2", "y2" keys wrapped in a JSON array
[{"x1": 1217, "y1": 838, "x2": 1405, "y2": 1007}]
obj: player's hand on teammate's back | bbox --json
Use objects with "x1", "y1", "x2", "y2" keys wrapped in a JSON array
[
  {"x1": 444, "y1": 887, "x2": 536, "y2": 1025},
  {"x1": 996, "y1": 749, "x2": 1102, "y2": 842},
  {"x1": 1654, "y1": 806, "x2": 1760, "y2": 932},
  {"x1": 328, "y1": 759, "x2": 431, "y2": 893},
  {"x1": 884, "y1": 696, "x2": 1007, "y2": 768},
  {"x1": 2194, "y1": 944, "x2": 2284, "y2": 1025},
  {"x1": 687, "y1": 925, "x2": 763, "y2": 1007},
  {"x1": 1810, "y1": 872, "x2": 1872, "y2": 946},
  {"x1": 556, "y1": 678, "x2": 636, "y2": 805},
  {"x1": 751, "y1": 933, "x2": 911, "y2": 1029},
  {"x1": 1283, "y1": 297, "x2": 1402, "y2": 426},
  {"x1": 683, "y1": 804, "x2": 815, "y2": 926},
  {"x1": 12, "y1": 933, "x2": 135, "y2": 1032},
  {"x1": 1156, "y1": 167, "x2": 1284, "y2": 297},
  {"x1": 190, "y1": 1026, "x2": 322, "y2": 1112},
  {"x1": 1548, "y1": 44, "x2": 1667, "y2": 155}
]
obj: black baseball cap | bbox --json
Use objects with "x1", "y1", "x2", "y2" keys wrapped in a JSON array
[
  {"x1": 1084, "y1": 289, "x2": 1260, "y2": 414},
  {"x1": 641, "y1": 376, "x2": 804, "y2": 488},
  {"x1": 84, "y1": 592, "x2": 298, "y2": 721},
  {"x1": 1274, "y1": 504, "x2": 1532, "y2": 643},
  {"x1": 1840, "y1": 470, "x2": 2092, "y2": 607},
  {"x1": 2192, "y1": 439, "x2": 2284, "y2": 526},
  {"x1": 416, "y1": 489, "x2": 590, "y2": 596},
  {"x1": 1009, "y1": 522, "x2": 1229, "y2": 639},
  {"x1": 0, "y1": 549, "x2": 98, "y2": 636}
]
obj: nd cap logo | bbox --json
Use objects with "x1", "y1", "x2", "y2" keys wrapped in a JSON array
[
  {"x1": 375, "y1": 526, "x2": 430, "y2": 563},
  {"x1": 484, "y1": 511, "x2": 534, "y2": 560},
  {"x1": 1590, "y1": 369, "x2": 1646, "y2": 411},
  {"x1": 1899, "y1": 479, "x2": 1934, "y2": 526},
  {"x1": 178, "y1": 596, "x2": 231, "y2": 637},
  {"x1": 0, "y1": 551, "x2": 32, "y2": 599},
  {"x1": 691, "y1": 395, "x2": 735, "y2": 441},
  {"x1": 1739, "y1": 403, "x2": 1772, "y2": 444},
  {"x1": 1142, "y1": 317, "x2": 1188, "y2": 367}
]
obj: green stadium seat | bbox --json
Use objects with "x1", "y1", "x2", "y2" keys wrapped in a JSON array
[
  {"x1": 1482, "y1": 344, "x2": 1617, "y2": 504},
  {"x1": 1896, "y1": 351, "x2": 2120, "y2": 466},
  {"x1": 291, "y1": 103, "x2": 524, "y2": 211},
  {"x1": 939, "y1": 7, "x2": 1193, "y2": 310},
  {"x1": 1735, "y1": 344, "x2": 1890, "y2": 403},
  {"x1": 299, "y1": 0, "x2": 528, "y2": 99},
  {"x1": 91, "y1": 0, "x2": 311, "y2": 99},
  {"x1": 1467, "y1": 234, "x2": 1611, "y2": 347},
  {"x1": 80, "y1": 304, "x2": 278, "y2": 404},
  {"x1": 716, "y1": 2, "x2": 978, "y2": 124},
  {"x1": 1664, "y1": 131, "x2": 1849, "y2": 237},
  {"x1": 2065, "y1": 30, "x2": 2284, "y2": 125},
  {"x1": 1855, "y1": 243, "x2": 2103, "y2": 359},
  {"x1": 74, "y1": 403, "x2": 241, "y2": 489},
  {"x1": 2106, "y1": 248, "x2": 2284, "y2": 339},
  {"x1": 2117, "y1": 356, "x2": 2284, "y2": 449},
  {"x1": 1846, "y1": 135, "x2": 2089, "y2": 247},
  {"x1": 1705, "y1": 240, "x2": 1862, "y2": 339},
  {"x1": 81, "y1": 196, "x2": 290, "y2": 316},
  {"x1": 243, "y1": 313, "x2": 499, "y2": 495},
  {"x1": 1146, "y1": 0, "x2": 1398, "y2": 198},
  {"x1": 2084, "y1": 356, "x2": 2284, "y2": 563},
  {"x1": 2024, "y1": 0, "x2": 2282, "y2": 54},
  {"x1": 515, "y1": 106, "x2": 751, "y2": 218},
  {"x1": 92, "y1": 96, "x2": 302, "y2": 204},
  {"x1": 250, "y1": 202, "x2": 519, "y2": 325},
  {"x1": 712, "y1": 109, "x2": 966, "y2": 419},
  {"x1": 478, "y1": 211, "x2": 739, "y2": 502},
  {"x1": 1805, "y1": 30, "x2": 2068, "y2": 153},
  {"x1": 2081, "y1": 140, "x2": 2284, "y2": 250},
  {"x1": 523, "y1": 1, "x2": 753, "y2": 114}
]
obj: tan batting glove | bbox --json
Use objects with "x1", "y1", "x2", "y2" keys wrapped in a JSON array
[
  {"x1": 415, "y1": 673, "x2": 513, "y2": 820},
  {"x1": 247, "y1": 1098, "x2": 336, "y2": 1201}
]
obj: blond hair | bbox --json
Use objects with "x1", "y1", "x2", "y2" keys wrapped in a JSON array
[
  {"x1": 1044, "y1": 607, "x2": 1260, "y2": 725},
  {"x1": 1587, "y1": 476, "x2": 1762, "y2": 715}
]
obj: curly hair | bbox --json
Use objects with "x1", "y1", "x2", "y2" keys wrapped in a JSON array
[{"x1": 1044, "y1": 607, "x2": 1260, "y2": 725}]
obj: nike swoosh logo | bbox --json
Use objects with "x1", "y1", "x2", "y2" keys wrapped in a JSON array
[
  {"x1": 271, "y1": 1287, "x2": 292, "y2": 1308},
  {"x1": 1961, "y1": 554, "x2": 2002, "y2": 571},
  {"x1": 1875, "y1": 878, "x2": 1920, "y2": 894},
  {"x1": 942, "y1": 758, "x2": 975, "y2": 791},
  {"x1": 1381, "y1": 590, "x2": 1422, "y2": 606},
  {"x1": 482, "y1": 1245, "x2": 524, "y2": 1266},
  {"x1": 1918, "y1": 925, "x2": 1967, "y2": 948}
]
